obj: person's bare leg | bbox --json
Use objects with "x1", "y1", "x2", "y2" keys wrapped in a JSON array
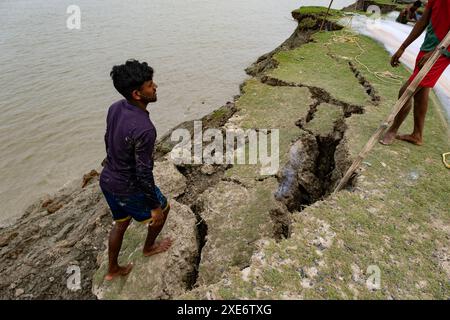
[
  {"x1": 143, "y1": 205, "x2": 173, "y2": 257},
  {"x1": 397, "y1": 87, "x2": 430, "y2": 145},
  {"x1": 380, "y1": 81, "x2": 413, "y2": 145},
  {"x1": 105, "y1": 219, "x2": 133, "y2": 281}
]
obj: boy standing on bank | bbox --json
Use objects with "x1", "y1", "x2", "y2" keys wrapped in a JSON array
[{"x1": 100, "y1": 59, "x2": 172, "y2": 281}]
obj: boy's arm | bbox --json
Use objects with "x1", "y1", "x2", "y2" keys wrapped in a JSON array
[
  {"x1": 391, "y1": 6, "x2": 432, "y2": 67},
  {"x1": 401, "y1": 7, "x2": 431, "y2": 49},
  {"x1": 134, "y1": 129, "x2": 161, "y2": 210},
  {"x1": 101, "y1": 132, "x2": 108, "y2": 167},
  {"x1": 102, "y1": 111, "x2": 110, "y2": 167}
]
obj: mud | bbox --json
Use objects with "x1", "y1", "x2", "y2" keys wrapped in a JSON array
[{"x1": 0, "y1": 175, "x2": 110, "y2": 300}]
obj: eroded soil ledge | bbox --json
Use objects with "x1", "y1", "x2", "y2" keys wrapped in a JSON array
[{"x1": 1, "y1": 5, "x2": 449, "y2": 300}]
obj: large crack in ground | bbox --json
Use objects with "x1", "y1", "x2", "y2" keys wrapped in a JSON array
[
  {"x1": 257, "y1": 32, "x2": 380, "y2": 216},
  {"x1": 243, "y1": 16, "x2": 361, "y2": 237},
  {"x1": 256, "y1": 48, "x2": 381, "y2": 217},
  {"x1": 154, "y1": 99, "x2": 240, "y2": 291},
  {"x1": 348, "y1": 61, "x2": 381, "y2": 104},
  {"x1": 185, "y1": 201, "x2": 208, "y2": 290},
  {"x1": 155, "y1": 99, "x2": 237, "y2": 291},
  {"x1": 261, "y1": 76, "x2": 365, "y2": 117},
  {"x1": 274, "y1": 119, "x2": 350, "y2": 214},
  {"x1": 174, "y1": 164, "x2": 228, "y2": 289},
  {"x1": 264, "y1": 75, "x2": 362, "y2": 218}
]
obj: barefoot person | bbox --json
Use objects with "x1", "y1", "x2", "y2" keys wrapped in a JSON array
[
  {"x1": 381, "y1": 0, "x2": 450, "y2": 146},
  {"x1": 100, "y1": 59, "x2": 173, "y2": 281}
]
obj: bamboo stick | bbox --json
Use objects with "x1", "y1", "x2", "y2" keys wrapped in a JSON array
[
  {"x1": 333, "y1": 30, "x2": 450, "y2": 194},
  {"x1": 320, "y1": 0, "x2": 335, "y2": 31}
]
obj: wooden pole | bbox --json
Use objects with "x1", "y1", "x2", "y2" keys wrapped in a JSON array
[
  {"x1": 333, "y1": 30, "x2": 450, "y2": 194},
  {"x1": 320, "y1": 0, "x2": 335, "y2": 31}
]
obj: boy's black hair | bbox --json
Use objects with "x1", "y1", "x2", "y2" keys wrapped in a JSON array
[
  {"x1": 413, "y1": 0, "x2": 422, "y2": 7},
  {"x1": 110, "y1": 59, "x2": 154, "y2": 100}
]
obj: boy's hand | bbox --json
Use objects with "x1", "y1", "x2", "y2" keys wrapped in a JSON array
[
  {"x1": 391, "y1": 48, "x2": 405, "y2": 67},
  {"x1": 417, "y1": 51, "x2": 433, "y2": 69},
  {"x1": 150, "y1": 207, "x2": 164, "y2": 227}
]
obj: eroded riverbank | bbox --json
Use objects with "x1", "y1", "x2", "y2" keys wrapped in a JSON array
[{"x1": 1, "y1": 5, "x2": 449, "y2": 300}]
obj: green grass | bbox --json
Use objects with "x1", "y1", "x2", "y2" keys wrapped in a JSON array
[
  {"x1": 304, "y1": 103, "x2": 344, "y2": 137},
  {"x1": 292, "y1": 6, "x2": 343, "y2": 17},
  {"x1": 269, "y1": 31, "x2": 372, "y2": 106},
  {"x1": 228, "y1": 80, "x2": 313, "y2": 173}
]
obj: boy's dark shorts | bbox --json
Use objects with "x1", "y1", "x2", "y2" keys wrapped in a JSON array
[{"x1": 101, "y1": 186, "x2": 169, "y2": 223}]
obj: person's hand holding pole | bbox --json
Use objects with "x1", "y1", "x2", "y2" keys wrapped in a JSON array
[{"x1": 418, "y1": 51, "x2": 434, "y2": 69}]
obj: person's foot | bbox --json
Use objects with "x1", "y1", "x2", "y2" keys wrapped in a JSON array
[
  {"x1": 379, "y1": 130, "x2": 397, "y2": 145},
  {"x1": 104, "y1": 263, "x2": 133, "y2": 281},
  {"x1": 143, "y1": 238, "x2": 173, "y2": 257},
  {"x1": 396, "y1": 134, "x2": 423, "y2": 145}
]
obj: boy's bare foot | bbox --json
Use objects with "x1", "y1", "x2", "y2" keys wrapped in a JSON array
[
  {"x1": 105, "y1": 263, "x2": 133, "y2": 281},
  {"x1": 379, "y1": 130, "x2": 396, "y2": 145},
  {"x1": 143, "y1": 238, "x2": 173, "y2": 257},
  {"x1": 396, "y1": 134, "x2": 423, "y2": 145}
]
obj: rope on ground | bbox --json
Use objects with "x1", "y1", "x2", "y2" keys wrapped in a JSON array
[
  {"x1": 443, "y1": 152, "x2": 450, "y2": 169},
  {"x1": 322, "y1": 14, "x2": 404, "y2": 85}
]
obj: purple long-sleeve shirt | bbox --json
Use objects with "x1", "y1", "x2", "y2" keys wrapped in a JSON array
[{"x1": 99, "y1": 99, "x2": 160, "y2": 209}]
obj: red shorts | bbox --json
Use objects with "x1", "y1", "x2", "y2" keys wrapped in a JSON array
[{"x1": 409, "y1": 50, "x2": 450, "y2": 88}]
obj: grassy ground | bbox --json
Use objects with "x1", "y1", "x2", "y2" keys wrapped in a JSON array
[
  {"x1": 292, "y1": 6, "x2": 343, "y2": 17},
  {"x1": 181, "y1": 22, "x2": 450, "y2": 299}
]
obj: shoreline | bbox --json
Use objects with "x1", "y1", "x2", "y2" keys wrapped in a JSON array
[{"x1": 1, "y1": 3, "x2": 449, "y2": 300}]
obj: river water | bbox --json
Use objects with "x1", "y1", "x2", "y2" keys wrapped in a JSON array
[{"x1": 0, "y1": 0, "x2": 358, "y2": 225}]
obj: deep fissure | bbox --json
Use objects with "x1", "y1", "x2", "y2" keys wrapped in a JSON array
[
  {"x1": 185, "y1": 202, "x2": 208, "y2": 291},
  {"x1": 275, "y1": 119, "x2": 348, "y2": 215},
  {"x1": 261, "y1": 75, "x2": 365, "y2": 118},
  {"x1": 348, "y1": 61, "x2": 381, "y2": 104},
  {"x1": 268, "y1": 76, "x2": 359, "y2": 228}
]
